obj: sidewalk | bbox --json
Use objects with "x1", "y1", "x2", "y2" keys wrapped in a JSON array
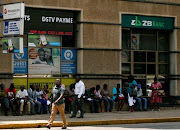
[{"x1": 0, "y1": 108, "x2": 180, "y2": 129}]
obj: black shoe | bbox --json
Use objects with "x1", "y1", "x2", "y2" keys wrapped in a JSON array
[
  {"x1": 31, "y1": 112, "x2": 35, "y2": 115},
  {"x1": 77, "y1": 116, "x2": 83, "y2": 118},
  {"x1": 70, "y1": 115, "x2": 76, "y2": 118},
  {"x1": 143, "y1": 109, "x2": 147, "y2": 111}
]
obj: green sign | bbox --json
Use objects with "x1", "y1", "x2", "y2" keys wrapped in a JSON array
[{"x1": 122, "y1": 14, "x2": 174, "y2": 30}]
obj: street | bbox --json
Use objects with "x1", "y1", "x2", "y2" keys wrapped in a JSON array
[{"x1": 4, "y1": 122, "x2": 180, "y2": 130}]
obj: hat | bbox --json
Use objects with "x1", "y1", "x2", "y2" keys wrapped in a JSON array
[{"x1": 137, "y1": 84, "x2": 141, "y2": 88}]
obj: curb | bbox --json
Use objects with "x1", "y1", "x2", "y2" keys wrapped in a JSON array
[{"x1": 0, "y1": 117, "x2": 180, "y2": 129}]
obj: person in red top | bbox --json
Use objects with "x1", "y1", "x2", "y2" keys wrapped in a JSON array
[
  {"x1": 150, "y1": 77, "x2": 162, "y2": 111},
  {"x1": 6, "y1": 83, "x2": 17, "y2": 116}
]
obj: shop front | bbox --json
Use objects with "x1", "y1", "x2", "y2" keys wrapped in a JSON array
[
  {"x1": 121, "y1": 14, "x2": 174, "y2": 96},
  {"x1": 14, "y1": 7, "x2": 77, "y2": 90}
]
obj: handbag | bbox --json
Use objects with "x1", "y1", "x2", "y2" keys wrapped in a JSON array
[
  {"x1": 158, "y1": 90, "x2": 165, "y2": 96},
  {"x1": 129, "y1": 88, "x2": 137, "y2": 97}
]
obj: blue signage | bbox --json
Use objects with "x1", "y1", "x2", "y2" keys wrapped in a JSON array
[
  {"x1": 14, "y1": 61, "x2": 27, "y2": 73},
  {"x1": 62, "y1": 62, "x2": 76, "y2": 74},
  {"x1": 0, "y1": 0, "x2": 2, "y2": 17},
  {"x1": 3, "y1": 20, "x2": 21, "y2": 35},
  {"x1": 14, "y1": 47, "x2": 27, "y2": 60},
  {"x1": 62, "y1": 49, "x2": 76, "y2": 61}
]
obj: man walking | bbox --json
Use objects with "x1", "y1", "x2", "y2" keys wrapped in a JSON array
[
  {"x1": 45, "y1": 79, "x2": 67, "y2": 129},
  {"x1": 70, "y1": 76, "x2": 85, "y2": 118}
]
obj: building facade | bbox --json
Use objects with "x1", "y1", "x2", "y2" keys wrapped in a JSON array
[{"x1": 1, "y1": 0, "x2": 180, "y2": 96}]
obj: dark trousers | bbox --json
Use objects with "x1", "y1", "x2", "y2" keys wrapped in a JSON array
[
  {"x1": 0, "y1": 97, "x2": 9, "y2": 115},
  {"x1": 71, "y1": 96, "x2": 84, "y2": 117},
  {"x1": 94, "y1": 99, "x2": 101, "y2": 112}
]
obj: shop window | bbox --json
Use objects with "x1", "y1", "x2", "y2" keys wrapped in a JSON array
[
  {"x1": 147, "y1": 64, "x2": 156, "y2": 74},
  {"x1": 159, "y1": 52, "x2": 169, "y2": 63},
  {"x1": 122, "y1": 29, "x2": 131, "y2": 50},
  {"x1": 158, "y1": 30, "x2": 169, "y2": 51},
  {"x1": 134, "y1": 64, "x2": 146, "y2": 74},
  {"x1": 147, "y1": 52, "x2": 155, "y2": 62},
  {"x1": 62, "y1": 36, "x2": 75, "y2": 47},
  {"x1": 134, "y1": 51, "x2": 146, "y2": 62},
  {"x1": 122, "y1": 63, "x2": 131, "y2": 74}
]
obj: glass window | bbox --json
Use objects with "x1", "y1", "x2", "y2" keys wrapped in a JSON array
[
  {"x1": 147, "y1": 52, "x2": 155, "y2": 62},
  {"x1": 122, "y1": 29, "x2": 131, "y2": 50},
  {"x1": 122, "y1": 63, "x2": 131, "y2": 74},
  {"x1": 159, "y1": 52, "x2": 169, "y2": 63},
  {"x1": 134, "y1": 64, "x2": 146, "y2": 74},
  {"x1": 158, "y1": 30, "x2": 169, "y2": 51},
  {"x1": 159, "y1": 64, "x2": 168, "y2": 74},
  {"x1": 122, "y1": 51, "x2": 130, "y2": 62},
  {"x1": 134, "y1": 51, "x2": 146, "y2": 62},
  {"x1": 62, "y1": 36, "x2": 75, "y2": 47},
  {"x1": 147, "y1": 64, "x2": 156, "y2": 74},
  {"x1": 132, "y1": 29, "x2": 157, "y2": 50}
]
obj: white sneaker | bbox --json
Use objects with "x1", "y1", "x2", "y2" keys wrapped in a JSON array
[
  {"x1": 71, "y1": 111, "x2": 73, "y2": 114},
  {"x1": 78, "y1": 110, "x2": 81, "y2": 113},
  {"x1": 158, "y1": 109, "x2": 160, "y2": 111},
  {"x1": 152, "y1": 109, "x2": 155, "y2": 111}
]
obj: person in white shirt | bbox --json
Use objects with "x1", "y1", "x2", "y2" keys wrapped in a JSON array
[
  {"x1": 70, "y1": 76, "x2": 85, "y2": 118},
  {"x1": 134, "y1": 84, "x2": 147, "y2": 111},
  {"x1": 16, "y1": 85, "x2": 31, "y2": 116}
]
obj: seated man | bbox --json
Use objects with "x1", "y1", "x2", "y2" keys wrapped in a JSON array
[
  {"x1": 16, "y1": 85, "x2": 31, "y2": 116},
  {"x1": 134, "y1": 84, "x2": 147, "y2": 111},
  {"x1": 85, "y1": 87, "x2": 95, "y2": 113},
  {"x1": 0, "y1": 84, "x2": 9, "y2": 116},
  {"x1": 28, "y1": 85, "x2": 41, "y2": 114}
]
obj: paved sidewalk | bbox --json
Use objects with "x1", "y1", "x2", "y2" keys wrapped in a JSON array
[{"x1": 0, "y1": 108, "x2": 180, "y2": 129}]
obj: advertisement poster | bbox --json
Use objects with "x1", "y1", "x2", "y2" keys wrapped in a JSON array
[
  {"x1": 25, "y1": 7, "x2": 73, "y2": 35},
  {"x1": 62, "y1": 49, "x2": 76, "y2": 61},
  {"x1": 62, "y1": 62, "x2": 76, "y2": 74},
  {"x1": 3, "y1": 20, "x2": 24, "y2": 35},
  {"x1": 28, "y1": 48, "x2": 60, "y2": 74},
  {"x1": 14, "y1": 47, "x2": 28, "y2": 60},
  {"x1": 3, "y1": 3, "x2": 24, "y2": 20},
  {"x1": 131, "y1": 34, "x2": 139, "y2": 50},
  {"x1": 2, "y1": 37, "x2": 23, "y2": 53},
  {"x1": 14, "y1": 61, "x2": 27, "y2": 73},
  {"x1": 28, "y1": 34, "x2": 61, "y2": 47}
]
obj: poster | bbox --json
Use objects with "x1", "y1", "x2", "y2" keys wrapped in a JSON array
[
  {"x1": 131, "y1": 34, "x2": 139, "y2": 50},
  {"x1": 62, "y1": 49, "x2": 76, "y2": 61},
  {"x1": 28, "y1": 34, "x2": 61, "y2": 47},
  {"x1": 14, "y1": 61, "x2": 27, "y2": 73},
  {"x1": 62, "y1": 62, "x2": 76, "y2": 74},
  {"x1": 2, "y1": 37, "x2": 23, "y2": 53},
  {"x1": 14, "y1": 47, "x2": 28, "y2": 60},
  {"x1": 28, "y1": 48, "x2": 60, "y2": 74}
]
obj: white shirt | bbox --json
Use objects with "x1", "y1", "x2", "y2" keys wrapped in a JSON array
[
  {"x1": 16, "y1": 89, "x2": 28, "y2": 98},
  {"x1": 75, "y1": 80, "x2": 85, "y2": 98},
  {"x1": 36, "y1": 91, "x2": 43, "y2": 99},
  {"x1": 135, "y1": 87, "x2": 143, "y2": 97}
]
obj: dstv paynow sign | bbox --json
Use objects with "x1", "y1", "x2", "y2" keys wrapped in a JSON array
[{"x1": 3, "y1": 3, "x2": 25, "y2": 20}]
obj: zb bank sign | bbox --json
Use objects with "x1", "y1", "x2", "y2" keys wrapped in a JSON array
[{"x1": 122, "y1": 14, "x2": 174, "y2": 30}]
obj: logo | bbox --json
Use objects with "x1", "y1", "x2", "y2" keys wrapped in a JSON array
[
  {"x1": 15, "y1": 53, "x2": 24, "y2": 59},
  {"x1": 64, "y1": 50, "x2": 73, "y2": 60},
  {"x1": 4, "y1": 8, "x2": 8, "y2": 14}
]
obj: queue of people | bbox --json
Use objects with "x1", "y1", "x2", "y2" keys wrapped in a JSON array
[{"x1": 0, "y1": 75, "x2": 164, "y2": 117}]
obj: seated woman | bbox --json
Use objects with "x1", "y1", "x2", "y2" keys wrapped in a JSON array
[
  {"x1": 102, "y1": 84, "x2": 114, "y2": 112},
  {"x1": 94, "y1": 85, "x2": 103, "y2": 113},
  {"x1": 113, "y1": 83, "x2": 125, "y2": 111},
  {"x1": 42, "y1": 85, "x2": 51, "y2": 113}
]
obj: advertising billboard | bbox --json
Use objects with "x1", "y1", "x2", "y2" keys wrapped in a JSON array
[
  {"x1": 2, "y1": 37, "x2": 23, "y2": 53},
  {"x1": 3, "y1": 20, "x2": 24, "y2": 35},
  {"x1": 28, "y1": 48, "x2": 60, "y2": 74},
  {"x1": 3, "y1": 2, "x2": 24, "y2": 20},
  {"x1": 24, "y1": 7, "x2": 74, "y2": 35}
]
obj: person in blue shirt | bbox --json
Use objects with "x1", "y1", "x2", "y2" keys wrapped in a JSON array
[
  {"x1": 127, "y1": 75, "x2": 137, "y2": 112},
  {"x1": 113, "y1": 83, "x2": 125, "y2": 111}
]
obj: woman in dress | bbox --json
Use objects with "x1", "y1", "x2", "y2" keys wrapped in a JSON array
[{"x1": 150, "y1": 77, "x2": 162, "y2": 111}]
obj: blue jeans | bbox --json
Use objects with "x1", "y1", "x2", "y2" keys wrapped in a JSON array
[
  {"x1": 102, "y1": 97, "x2": 114, "y2": 112},
  {"x1": 134, "y1": 97, "x2": 147, "y2": 110},
  {"x1": 37, "y1": 98, "x2": 47, "y2": 113}
]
